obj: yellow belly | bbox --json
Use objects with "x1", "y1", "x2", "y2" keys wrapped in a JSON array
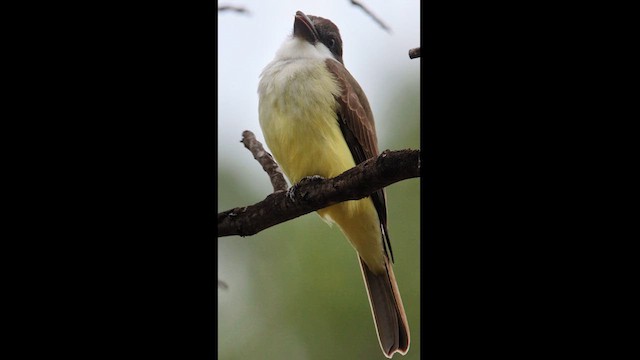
[{"x1": 258, "y1": 60, "x2": 385, "y2": 273}]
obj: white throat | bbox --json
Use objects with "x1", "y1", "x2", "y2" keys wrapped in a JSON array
[
  {"x1": 258, "y1": 36, "x2": 341, "y2": 105},
  {"x1": 272, "y1": 36, "x2": 335, "y2": 62}
]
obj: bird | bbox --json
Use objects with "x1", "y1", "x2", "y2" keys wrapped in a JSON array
[{"x1": 257, "y1": 11, "x2": 410, "y2": 358}]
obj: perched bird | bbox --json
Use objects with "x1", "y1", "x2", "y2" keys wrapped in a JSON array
[{"x1": 258, "y1": 11, "x2": 410, "y2": 357}]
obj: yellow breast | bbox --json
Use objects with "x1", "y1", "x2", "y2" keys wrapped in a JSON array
[
  {"x1": 258, "y1": 59, "x2": 351, "y2": 184},
  {"x1": 258, "y1": 57, "x2": 385, "y2": 273}
]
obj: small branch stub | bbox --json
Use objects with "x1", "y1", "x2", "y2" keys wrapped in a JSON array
[{"x1": 409, "y1": 47, "x2": 421, "y2": 59}]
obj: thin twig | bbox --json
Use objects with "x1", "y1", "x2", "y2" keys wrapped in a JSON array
[
  {"x1": 218, "y1": 149, "x2": 420, "y2": 237},
  {"x1": 409, "y1": 47, "x2": 421, "y2": 59},
  {"x1": 350, "y1": 0, "x2": 391, "y2": 33},
  {"x1": 218, "y1": 5, "x2": 250, "y2": 14},
  {"x1": 241, "y1": 130, "x2": 288, "y2": 192},
  {"x1": 218, "y1": 280, "x2": 229, "y2": 290}
]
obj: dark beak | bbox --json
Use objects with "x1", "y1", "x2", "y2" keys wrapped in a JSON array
[{"x1": 293, "y1": 11, "x2": 318, "y2": 43}]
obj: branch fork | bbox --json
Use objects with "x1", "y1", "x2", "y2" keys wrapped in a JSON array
[{"x1": 218, "y1": 131, "x2": 420, "y2": 237}]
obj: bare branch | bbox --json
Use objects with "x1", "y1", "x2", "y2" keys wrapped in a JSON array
[
  {"x1": 350, "y1": 0, "x2": 392, "y2": 33},
  {"x1": 218, "y1": 5, "x2": 250, "y2": 14},
  {"x1": 218, "y1": 149, "x2": 420, "y2": 237},
  {"x1": 241, "y1": 130, "x2": 288, "y2": 192},
  {"x1": 409, "y1": 47, "x2": 421, "y2": 59}
]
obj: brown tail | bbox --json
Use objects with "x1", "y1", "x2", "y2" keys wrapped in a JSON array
[{"x1": 359, "y1": 256, "x2": 410, "y2": 358}]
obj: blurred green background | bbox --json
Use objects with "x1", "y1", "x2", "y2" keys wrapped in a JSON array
[{"x1": 218, "y1": 70, "x2": 420, "y2": 359}]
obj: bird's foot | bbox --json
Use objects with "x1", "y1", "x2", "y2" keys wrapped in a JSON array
[{"x1": 286, "y1": 175, "x2": 325, "y2": 202}]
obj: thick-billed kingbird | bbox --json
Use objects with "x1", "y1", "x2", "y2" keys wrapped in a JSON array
[{"x1": 258, "y1": 11, "x2": 410, "y2": 358}]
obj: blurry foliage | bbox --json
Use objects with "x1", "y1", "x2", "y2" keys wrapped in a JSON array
[{"x1": 218, "y1": 71, "x2": 420, "y2": 359}]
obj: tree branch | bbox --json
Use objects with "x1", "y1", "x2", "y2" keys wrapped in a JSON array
[
  {"x1": 409, "y1": 47, "x2": 421, "y2": 59},
  {"x1": 241, "y1": 130, "x2": 288, "y2": 192},
  {"x1": 218, "y1": 148, "x2": 420, "y2": 237},
  {"x1": 350, "y1": 0, "x2": 392, "y2": 33},
  {"x1": 218, "y1": 5, "x2": 250, "y2": 14}
]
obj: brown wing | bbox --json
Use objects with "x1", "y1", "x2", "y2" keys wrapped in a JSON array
[{"x1": 325, "y1": 59, "x2": 395, "y2": 262}]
